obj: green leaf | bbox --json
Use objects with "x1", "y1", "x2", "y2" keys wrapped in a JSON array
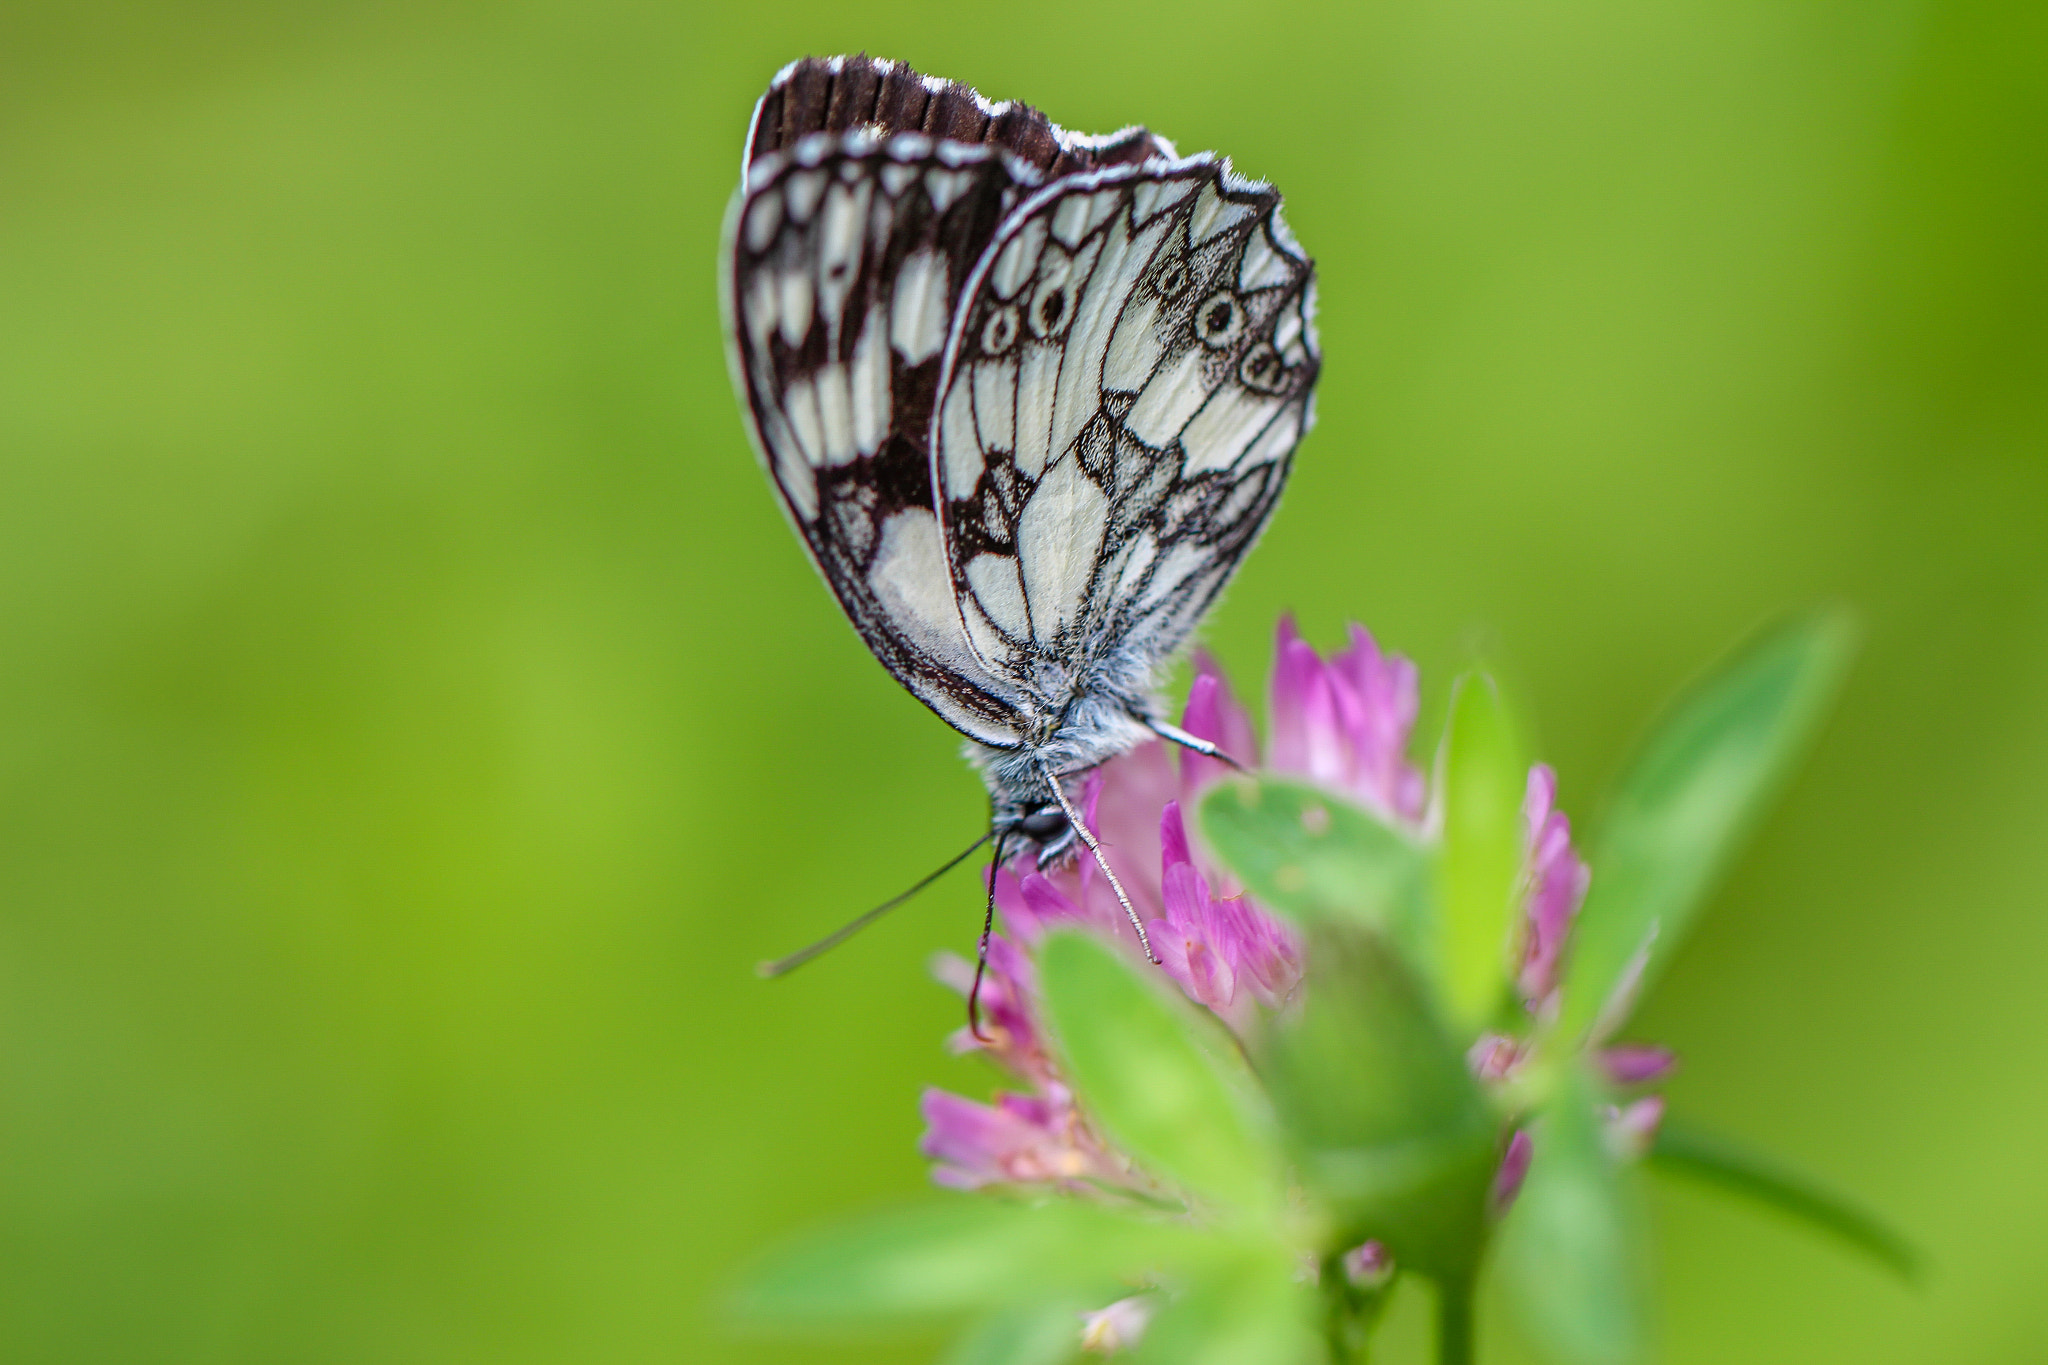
[
  {"x1": 1559, "y1": 609, "x2": 1856, "y2": 1041},
  {"x1": 734, "y1": 1199, "x2": 1210, "y2": 1325},
  {"x1": 1496, "y1": 1063, "x2": 1651, "y2": 1365},
  {"x1": 941, "y1": 1301, "x2": 1086, "y2": 1365},
  {"x1": 1255, "y1": 924, "x2": 1497, "y2": 1281},
  {"x1": 1649, "y1": 1117, "x2": 1921, "y2": 1282},
  {"x1": 1198, "y1": 777, "x2": 1436, "y2": 978},
  {"x1": 1037, "y1": 930, "x2": 1281, "y2": 1215},
  {"x1": 1130, "y1": 1251, "x2": 1319, "y2": 1365},
  {"x1": 1436, "y1": 670, "x2": 1528, "y2": 1034}
]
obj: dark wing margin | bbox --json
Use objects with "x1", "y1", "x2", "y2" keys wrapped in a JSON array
[
  {"x1": 929, "y1": 156, "x2": 1319, "y2": 689},
  {"x1": 744, "y1": 54, "x2": 1175, "y2": 183}
]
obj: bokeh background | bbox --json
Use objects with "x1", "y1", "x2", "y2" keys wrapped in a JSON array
[{"x1": 2, "y1": 0, "x2": 2043, "y2": 1360}]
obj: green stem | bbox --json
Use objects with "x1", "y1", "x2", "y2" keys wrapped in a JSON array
[
  {"x1": 1436, "y1": 1281, "x2": 1474, "y2": 1365},
  {"x1": 1321, "y1": 1263, "x2": 1365, "y2": 1365}
]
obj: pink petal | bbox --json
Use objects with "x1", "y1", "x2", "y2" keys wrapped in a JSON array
[
  {"x1": 1180, "y1": 651, "x2": 1259, "y2": 794},
  {"x1": 1492, "y1": 1129, "x2": 1534, "y2": 1214},
  {"x1": 1519, "y1": 764, "x2": 1590, "y2": 1004},
  {"x1": 1467, "y1": 1033, "x2": 1522, "y2": 1082},
  {"x1": 1601, "y1": 1044, "x2": 1678, "y2": 1086},
  {"x1": 1269, "y1": 618, "x2": 1332, "y2": 779},
  {"x1": 1607, "y1": 1095, "x2": 1666, "y2": 1159},
  {"x1": 1267, "y1": 618, "x2": 1425, "y2": 822},
  {"x1": 1159, "y1": 801, "x2": 1194, "y2": 872}
]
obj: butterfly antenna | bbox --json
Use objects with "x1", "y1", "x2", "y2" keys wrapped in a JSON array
[
  {"x1": 757, "y1": 830, "x2": 993, "y2": 978},
  {"x1": 1036, "y1": 754, "x2": 1159, "y2": 963},
  {"x1": 966, "y1": 827, "x2": 1012, "y2": 1042},
  {"x1": 1144, "y1": 716, "x2": 1248, "y2": 771}
]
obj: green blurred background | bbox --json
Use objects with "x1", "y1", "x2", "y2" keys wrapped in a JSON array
[{"x1": 1, "y1": 0, "x2": 2042, "y2": 1360}]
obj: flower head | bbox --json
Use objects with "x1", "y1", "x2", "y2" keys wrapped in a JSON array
[
  {"x1": 920, "y1": 618, "x2": 1674, "y2": 1213},
  {"x1": 751, "y1": 608, "x2": 1859, "y2": 1365}
]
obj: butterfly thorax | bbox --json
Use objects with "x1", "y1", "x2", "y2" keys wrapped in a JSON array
[{"x1": 962, "y1": 639, "x2": 1164, "y2": 858}]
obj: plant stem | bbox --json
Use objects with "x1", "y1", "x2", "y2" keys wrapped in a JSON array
[
  {"x1": 1321, "y1": 1264, "x2": 1365, "y2": 1364},
  {"x1": 1436, "y1": 1281, "x2": 1474, "y2": 1365}
]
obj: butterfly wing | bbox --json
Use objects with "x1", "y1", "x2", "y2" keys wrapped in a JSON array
[
  {"x1": 724, "y1": 57, "x2": 1179, "y2": 749},
  {"x1": 930, "y1": 158, "x2": 1319, "y2": 695}
]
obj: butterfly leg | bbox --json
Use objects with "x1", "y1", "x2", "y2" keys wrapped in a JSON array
[
  {"x1": 1142, "y1": 715, "x2": 1248, "y2": 770},
  {"x1": 1034, "y1": 754, "x2": 1159, "y2": 964}
]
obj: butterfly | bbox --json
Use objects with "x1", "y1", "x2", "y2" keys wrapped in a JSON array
[{"x1": 721, "y1": 55, "x2": 1319, "y2": 965}]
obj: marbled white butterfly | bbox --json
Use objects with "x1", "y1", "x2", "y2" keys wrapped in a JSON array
[{"x1": 722, "y1": 56, "x2": 1319, "y2": 969}]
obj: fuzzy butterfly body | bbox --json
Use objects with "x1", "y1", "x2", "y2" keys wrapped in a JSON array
[{"x1": 723, "y1": 56, "x2": 1318, "y2": 879}]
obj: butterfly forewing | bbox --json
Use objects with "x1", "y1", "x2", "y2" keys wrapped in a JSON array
[
  {"x1": 725, "y1": 129, "x2": 1043, "y2": 746},
  {"x1": 931, "y1": 160, "x2": 1318, "y2": 693}
]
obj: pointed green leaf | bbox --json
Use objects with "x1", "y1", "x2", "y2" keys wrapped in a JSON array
[
  {"x1": 1436, "y1": 670, "x2": 1528, "y2": 1033},
  {"x1": 1198, "y1": 777, "x2": 1437, "y2": 980},
  {"x1": 1559, "y1": 609, "x2": 1856, "y2": 1040},
  {"x1": 1130, "y1": 1250, "x2": 1319, "y2": 1365},
  {"x1": 1038, "y1": 930, "x2": 1281, "y2": 1215},
  {"x1": 734, "y1": 1200, "x2": 1210, "y2": 1324},
  {"x1": 942, "y1": 1301, "x2": 1086, "y2": 1365},
  {"x1": 1255, "y1": 924, "x2": 1497, "y2": 1281},
  {"x1": 1650, "y1": 1117, "x2": 1921, "y2": 1281},
  {"x1": 1497, "y1": 1063, "x2": 1651, "y2": 1365}
]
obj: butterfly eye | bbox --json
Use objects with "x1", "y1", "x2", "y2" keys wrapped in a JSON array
[
  {"x1": 1238, "y1": 340, "x2": 1288, "y2": 393},
  {"x1": 1028, "y1": 280, "x2": 1072, "y2": 338},
  {"x1": 982, "y1": 305, "x2": 1021, "y2": 355},
  {"x1": 1194, "y1": 291, "x2": 1244, "y2": 349},
  {"x1": 1153, "y1": 259, "x2": 1191, "y2": 298}
]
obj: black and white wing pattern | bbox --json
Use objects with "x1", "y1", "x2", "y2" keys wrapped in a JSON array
[
  {"x1": 728, "y1": 55, "x2": 1322, "y2": 964},
  {"x1": 722, "y1": 56, "x2": 1174, "y2": 749},
  {"x1": 931, "y1": 159, "x2": 1318, "y2": 696}
]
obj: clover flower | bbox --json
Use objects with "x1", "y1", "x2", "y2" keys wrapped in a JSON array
[
  {"x1": 931, "y1": 646, "x2": 1304, "y2": 1046},
  {"x1": 921, "y1": 618, "x2": 1676, "y2": 1212},
  {"x1": 750, "y1": 610, "x2": 1880, "y2": 1365}
]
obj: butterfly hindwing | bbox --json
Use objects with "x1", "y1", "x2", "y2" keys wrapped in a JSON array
[{"x1": 932, "y1": 159, "x2": 1319, "y2": 688}]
